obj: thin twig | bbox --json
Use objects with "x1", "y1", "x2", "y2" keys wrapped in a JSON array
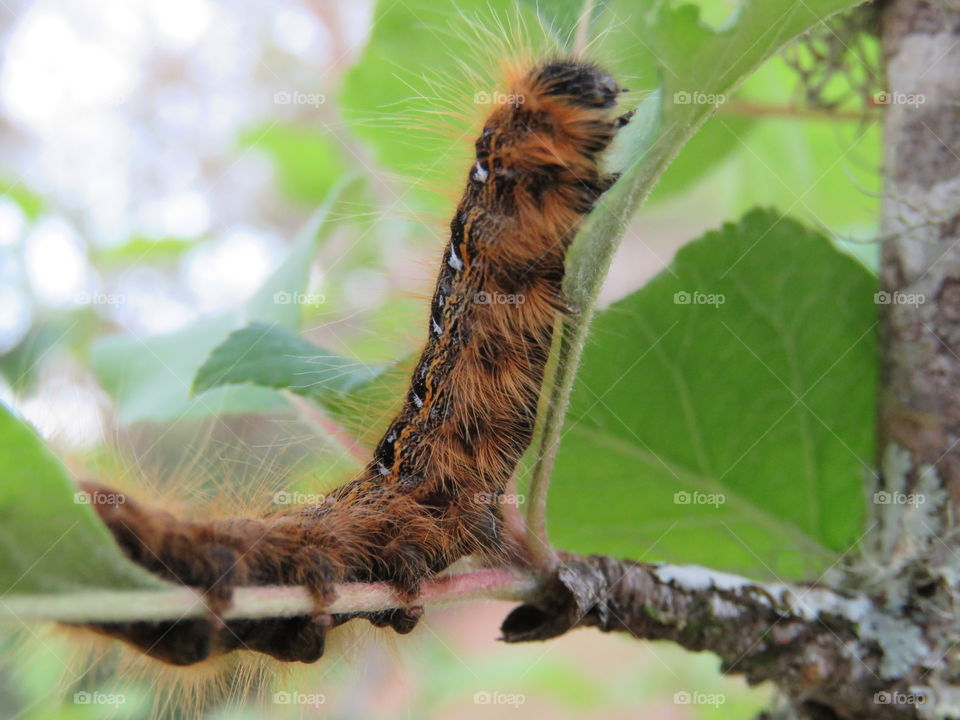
[{"x1": 0, "y1": 568, "x2": 538, "y2": 625}]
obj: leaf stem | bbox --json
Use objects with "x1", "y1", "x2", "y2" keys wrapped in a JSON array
[{"x1": 525, "y1": 325, "x2": 577, "y2": 569}]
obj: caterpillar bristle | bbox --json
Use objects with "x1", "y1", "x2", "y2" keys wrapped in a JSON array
[{"x1": 40, "y1": 49, "x2": 633, "y2": 717}]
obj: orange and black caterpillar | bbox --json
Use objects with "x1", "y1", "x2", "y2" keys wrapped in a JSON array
[{"x1": 79, "y1": 59, "x2": 632, "y2": 666}]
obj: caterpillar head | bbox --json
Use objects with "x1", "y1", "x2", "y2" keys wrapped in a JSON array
[
  {"x1": 532, "y1": 60, "x2": 622, "y2": 109},
  {"x1": 466, "y1": 59, "x2": 627, "y2": 218}
]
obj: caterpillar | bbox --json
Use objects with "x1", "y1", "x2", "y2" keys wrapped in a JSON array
[{"x1": 78, "y1": 58, "x2": 632, "y2": 668}]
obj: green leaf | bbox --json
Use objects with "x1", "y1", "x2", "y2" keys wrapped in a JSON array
[
  {"x1": 193, "y1": 322, "x2": 382, "y2": 399},
  {"x1": 91, "y1": 185, "x2": 352, "y2": 425},
  {"x1": 0, "y1": 404, "x2": 167, "y2": 593},
  {"x1": 548, "y1": 209, "x2": 876, "y2": 578},
  {"x1": 193, "y1": 322, "x2": 412, "y2": 449},
  {"x1": 91, "y1": 316, "x2": 288, "y2": 425}
]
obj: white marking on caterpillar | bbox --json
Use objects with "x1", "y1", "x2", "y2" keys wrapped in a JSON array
[
  {"x1": 377, "y1": 462, "x2": 391, "y2": 476},
  {"x1": 420, "y1": 364, "x2": 428, "y2": 378},
  {"x1": 412, "y1": 392, "x2": 424, "y2": 409},
  {"x1": 432, "y1": 317, "x2": 443, "y2": 335},
  {"x1": 472, "y1": 161, "x2": 488, "y2": 183},
  {"x1": 448, "y1": 243, "x2": 463, "y2": 271},
  {"x1": 386, "y1": 431, "x2": 397, "y2": 443}
]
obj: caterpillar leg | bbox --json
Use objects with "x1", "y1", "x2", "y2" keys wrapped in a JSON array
[
  {"x1": 614, "y1": 108, "x2": 636, "y2": 128},
  {"x1": 78, "y1": 482, "x2": 243, "y2": 609},
  {"x1": 77, "y1": 482, "x2": 426, "y2": 665},
  {"x1": 91, "y1": 613, "x2": 333, "y2": 665},
  {"x1": 90, "y1": 618, "x2": 222, "y2": 666},
  {"x1": 78, "y1": 482, "x2": 340, "y2": 664}
]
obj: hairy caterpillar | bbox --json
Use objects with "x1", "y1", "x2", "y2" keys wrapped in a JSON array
[{"x1": 78, "y1": 58, "x2": 632, "y2": 667}]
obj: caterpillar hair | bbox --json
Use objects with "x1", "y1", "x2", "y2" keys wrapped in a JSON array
[{"x1": 77, "y1": 57, "x2": 633, "y2": 668}]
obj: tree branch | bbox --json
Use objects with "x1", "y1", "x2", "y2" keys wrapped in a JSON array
[
  {"x1": 501, "y1": 554, "x2": 936, "y2": 719},
  {"x1": 719, "y1": 100, "x2": 876, "y2": 122}
]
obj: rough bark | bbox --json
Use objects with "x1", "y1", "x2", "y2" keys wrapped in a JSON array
[
  {"x1": 502, "y1": 554, "x2": 936, "y2": 719},
  {"x1": 879, "y1": 0, "x2": 960, "y2": 514}
]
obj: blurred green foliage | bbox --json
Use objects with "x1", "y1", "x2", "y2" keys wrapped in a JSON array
[
  {"x1": 238, "y1": 122, "x2": 348, "y2": 205},
  {"x1": 89, "y1": 186, "x2": 349, "y2": 424}
]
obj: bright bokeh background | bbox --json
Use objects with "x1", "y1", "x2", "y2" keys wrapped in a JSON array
[{"x1": 0, "y1": 0, "x2": 881, "y2": 717}]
